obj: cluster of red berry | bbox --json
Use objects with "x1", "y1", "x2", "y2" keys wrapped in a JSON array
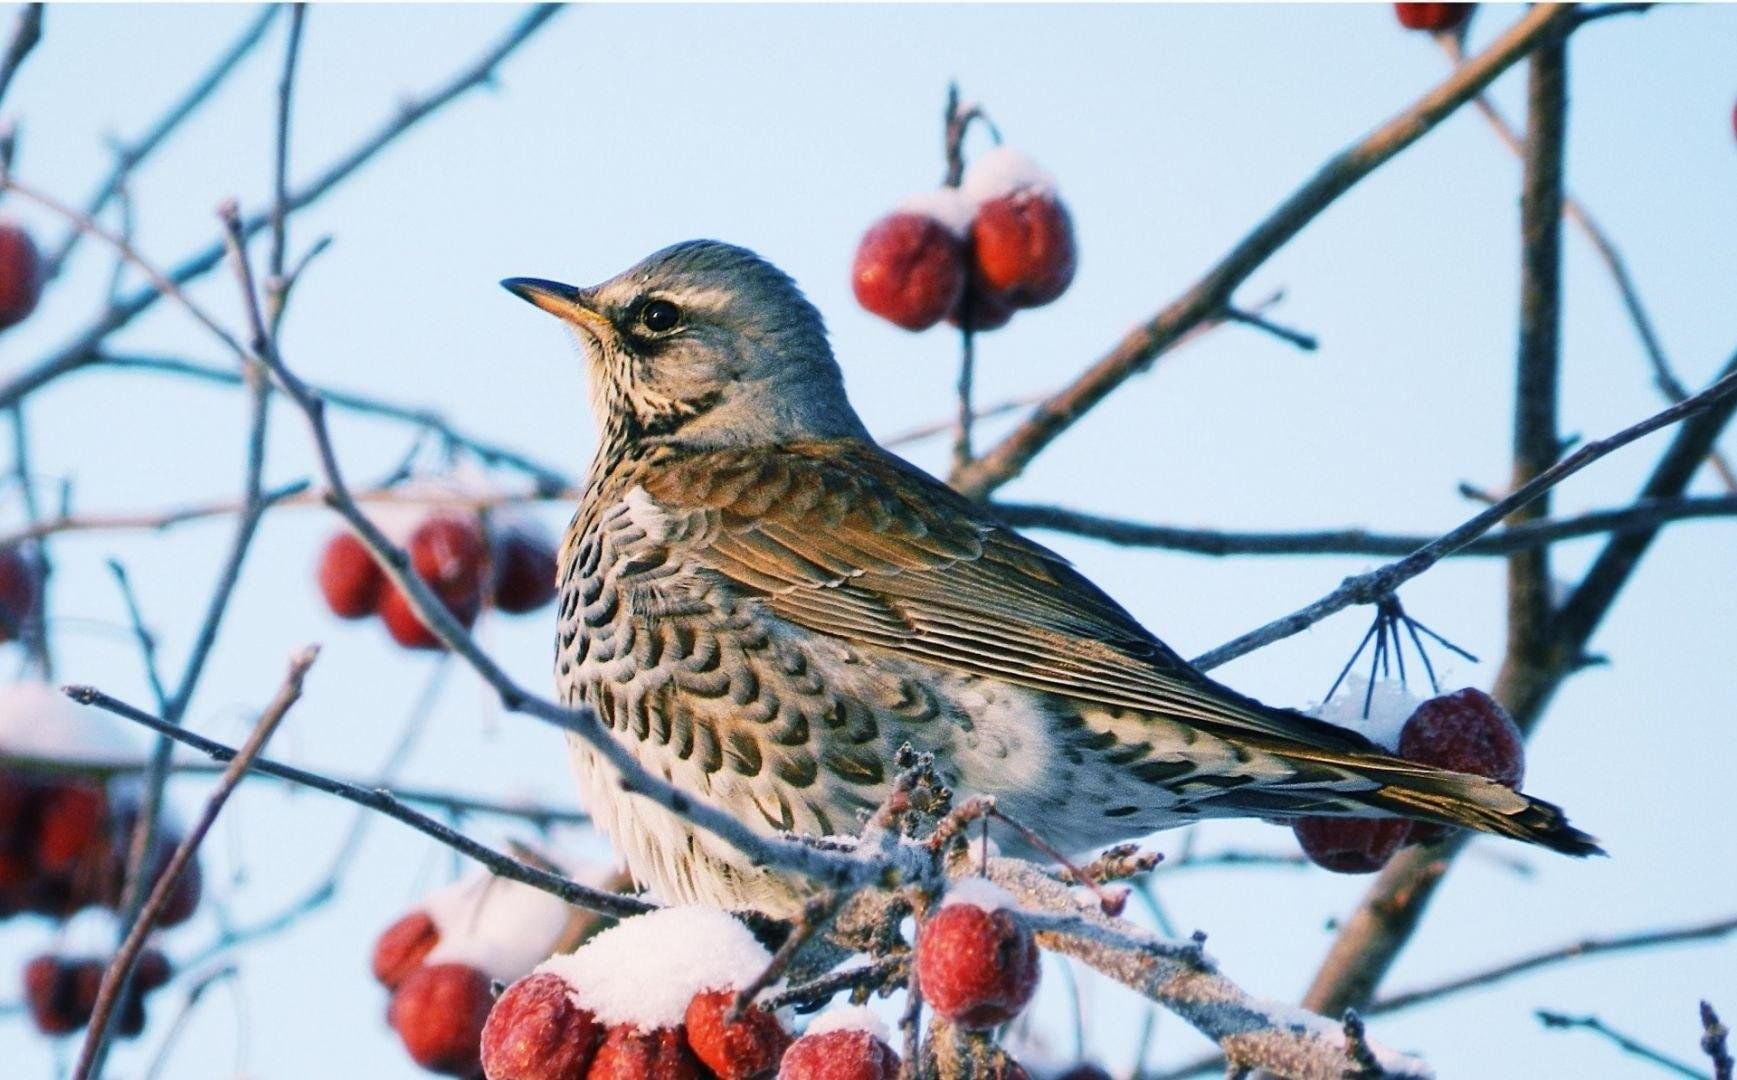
[
  {"x1": 1293, "y1": 687, "x2": 1526, "y2": 872},
  {"x1": 852, "y1": 147, "x2": 1076, "y2": 334},
  {"x1": 0, "y1": 222, "x2": 43, "y2": 332},
  {"x1": 318, "y1": 514, "x2": 558, "y2": 650},
  {"x1": 23, "y1": 948, "x2": 172, "y2": 1039},
  {"x1": 1, "y1": 773, "x2": 200, "y2": 926},
  {"x1": 2, "y1": 771, "x2": 199, "y2": 1041},
  {"x1": 468, "y1": 882, "x2": 1049, "y2": 1080}
]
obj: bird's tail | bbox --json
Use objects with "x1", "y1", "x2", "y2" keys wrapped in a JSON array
[{"x1": 1262, "y1": 744, "x2": 1603, "y2": 857}]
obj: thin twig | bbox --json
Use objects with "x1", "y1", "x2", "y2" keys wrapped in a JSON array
[
  {"x1": 1704, "y1": 1002, "x2": 1734, "y2": 1080},
  {"x1": 43, "y1": 5, "x2": 280, "y2": 278},
  {"x1": 0, "y1": 4, "x2": 563, "y2": 411},
  {"x1": 949, "y1": 4, "x2": 1576, "y2": 500},
  {"x1": 1536, "y1": 1010, "x2": 1708, "y2": 1079},
  {"x1": 72, "y1": 647, "x2": 320, "y2": 1080},
  {"x1": 1368, "y1": 914, "x2": 1737, "y2": 1016},
  {"x1": 992, "y1": 495, "x2": 1737, "y2": 559},
  {"x1": 1192, "y1": 363, "x2": 1737, "y2": 671},
  {"x1": 62, "y1": 683, "x2": 651, "y2": 921}
]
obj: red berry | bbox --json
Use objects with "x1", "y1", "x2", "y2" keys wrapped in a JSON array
[
  {"x1": 374, "y1": 910, "x2": 442, "y2": 991},
  {"x1": 1393, "y1": 3, "x2": 1471, "y2": 31},
  {"x1": 134, "y1": 948, "x2": 173, "y2": 992},
  {"x1": 34, "y1": 780, "x2": 108, "y2": 875},
  {"x1": 915, "y1": 900, "x2": 1040, "y2": 1030},
  {"x1": 852, "y1": 212, "x2": 967, "y2": 332},
  {"x1": 383, "y1": 516, "x2": 488, "y2": 649},
  {"x1": 779, "y1": 1028, "x2": 900, "y2": 1080},
  {"x1": 1293, "y1": 817, "x2": 1409, "y2": 873},
  {"x1": 389, "y1": 963, "x2": 493, "y2": 1077},
  {"x1": 491, "y1": 530, "x2": 558, "y2": 615},
  {"x1": 0, "y1": 224, "x2": 43, "y2": 331},
  {"x1": 1397, "y1": 688, "x2": 1525, "y2": 846},
  {"x1": 23, "y1": 955, "x2": 86, "y2": 1035},
  {"x1": 1398, "y1": 688, "x2": 1525, "y2": 788},
  {"x1": 946, "y1": 281, "x2": 1016, "y2": 333},
  {"x1": 685, "y1": 988, "x2": 791, "y2": 1079},
  {"x1": 588, "y1": 1024, "x2": 706, "y2": 1080},
  {"x1": 1055, "y1": 1066, "x2": 1113, "y2": 1080},
  {"x1": 481, "y1": 972, "x2": 605, "y2": 1080},
  {"x1": 380, "y1": 585, "x2": 447, "y2": 650},
  {"x1": 318, "y1": 532, "x2": 386, "y2": 619},
  {"x1": 970, "y1": 191, "x2": 1077, "y2": 309}
]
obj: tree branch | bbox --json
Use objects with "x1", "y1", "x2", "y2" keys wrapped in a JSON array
[
  {"x1": 0, "y1": 3, "x2": 42, "y2": 114},
  {"x1": 991, "y1": 495, "x2": 1737, "y2": 558},
  {"x1": 71, "y1": 646, "x2": 319, "y2": 1080},
  {"x1": 948, "y1": 4, "x2": 1576, "y2": 500}
]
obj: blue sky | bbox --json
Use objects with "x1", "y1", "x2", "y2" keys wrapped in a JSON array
[{"x1": 0, "y1": 4, "x2": 1732, "y2": 1077}]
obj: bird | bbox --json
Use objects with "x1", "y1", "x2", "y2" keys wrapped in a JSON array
[{"x1": 502, "y1": 240, "x2": 1598, "y2": 917}]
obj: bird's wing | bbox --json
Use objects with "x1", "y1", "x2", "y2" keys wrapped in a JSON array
[{"x1": 639, "y1": 439, "x2": 1373, "y2": 754}]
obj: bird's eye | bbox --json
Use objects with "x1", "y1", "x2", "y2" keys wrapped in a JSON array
[{"x1": 639, "y1": 299, "x2": 680, "y2": 333}]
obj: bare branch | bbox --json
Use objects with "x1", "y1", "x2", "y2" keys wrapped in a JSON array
[
  {"x1": 1704, "y1": 1002, "x2": 1734, "y2": 1080},
  {"x1": 72, "y1": 647, "x2": 320, "y2": 1080},
  {"x1": 43, "y1": 6, "x2": 281, "y2": 278},
  {"x1": 1191, "y1": 362, "x2": 1737, "y2": 671},
  {"x1": 1536, "y1": 1009, "x2": 1707, "y2": 1079},
  {"x1": 1368, "y1": 914, "x2": 1737, "y2": 1017},
  {"x1": 992, "y1": 495, "x2": 1737, "y2": 558},
  {"x1": 63, "y1": 683, "x2": 651, "y2": 921},
  {"x1": 0, "y1": 4, "x2": 563, "y2": 412},
  {"x1": 949, "y1": 4, "x2": 1576, "y2": 500}
]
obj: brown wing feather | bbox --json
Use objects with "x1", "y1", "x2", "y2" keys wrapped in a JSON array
[{"x1": 640, "y1": 439, "x2": 1375, "y2": 755}]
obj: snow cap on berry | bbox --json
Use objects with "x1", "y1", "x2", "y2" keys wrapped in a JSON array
[
  {"x1": 804, "y1": 1005, "x2": 893, "y2": 1044},
  {"x1": 535, "y1": 906, "x2": 771, "y2": 1030},
  {"x1": 1309, "y1": 675, "x2": 1419, "y2": 753},
  {"x1": 941, "y1": 875, "x2": 1018, "y2": 912},
  {"x1": 961, "y1": 147, "x2": 1057, "y2": 204},
  {"x1": 419, "y1": 870, "x2": 578, "y2": 983},
  {"x1": 894, "y1": 188, "x2": 977, "y2": 238}
]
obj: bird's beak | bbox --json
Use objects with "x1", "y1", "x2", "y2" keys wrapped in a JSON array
[{"x1": 500, "y1": 277, "x2": 611, "y2": 336}]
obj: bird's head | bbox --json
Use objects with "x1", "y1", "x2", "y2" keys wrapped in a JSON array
[{"x1": 503, "y1": 240, "x2": 867, "y2": 451}]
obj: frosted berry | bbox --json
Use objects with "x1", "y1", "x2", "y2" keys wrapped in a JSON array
[
  {"x1": 481, "y1": 972, "x2": 604, "y2": 1080},
  {"x1": 1399, "y1": 687, "x2": 1525, "y2": 844},
  {"x1": 685, "y1": 987, "x2": 791, "y2": 1079},
  {"x1": 0, "y1": 224, "x2": 43, "y2": 331},
  {"x1": 778, "y1": 1027, "x2": 900, "y2": 1080},
  {"x1": 491, "y1": 530, "x2": 558, "y2": 615},
  {"x1": 915, "y1": 899, "x2": 1040, "y2": 1030},
  {"x1": 1394, "y1": 3, "x2": 1471, "y2": 31},
  {"x1": 389, "y1": 963, "x2": 493, "y2": 1077},
  {"x1": 970, "y1": 191, "x2": 1076, "y2": 309},
  {"x1": 374, "y1": 909, "x2": 441, "y2": 991},
  {"x1": 1293, "y1": 817, "x2": 1409, "y2": 873},
  {"x1": 318, "y1": 532, "x2": 386, "y2": 619},
  {"x1": 852, "y1": 209, "x2": 967, "y2": 332},
  {"x1": 588, "y1": 1024, "x2": 706, "y2": 1079},
  {"x1": 384, "y1": 516, "x2": 488, "y2": 649},
  {"x1": 380, "y1": 585, "x2": 447, "y2": 650}
]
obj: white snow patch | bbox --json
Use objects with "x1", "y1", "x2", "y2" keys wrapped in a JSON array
[
  {"x1": 1250, "y1": 997, "x2": 1435, "y2": 1078},
  {"x1": 0, "y1": 681, "x2": 147, "y2": 767},
  {"x1": 536, "y1": 906, "x2": 771, "y2": 1030},
  {"x1": 1308, "y1": 675, "x2": 1419, "y2": 753},
  {"x1": 421, "y1": 871, "x2": 577, "y2": 984},
  {"x1": 940, "y1": 875, "x2": 1017, "y2": 912},
  {"x1": 894, "y1": 188, "x2": 976, "y2": 238},
  {"x1": 960, "y1": 146, "x2": 1056, "y2": 204},
  {"x1": 804, "y1": 1005, "x2": 892, "y2": 1045}
]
